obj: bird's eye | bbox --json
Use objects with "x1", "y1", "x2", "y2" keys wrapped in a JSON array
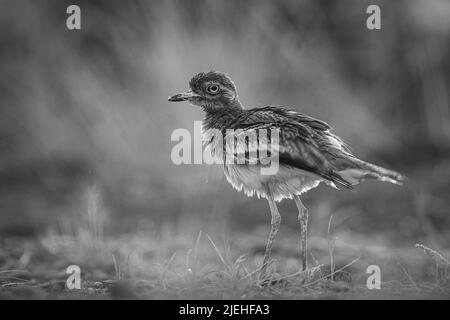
[{"x1": 207, "y1": 84, "x2": 220, "y2": 94}]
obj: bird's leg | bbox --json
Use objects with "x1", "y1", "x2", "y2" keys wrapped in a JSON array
[
  {"x1": 261, "y1": 192, "x2": 281, "y2": 276},
  {"x1": 294, "y1": 195, "x2": 308, "y2": 271}
]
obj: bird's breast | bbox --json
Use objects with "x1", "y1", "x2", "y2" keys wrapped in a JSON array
[
  {"x1": 202, "y1": 125, "x2": 324, "y2": 201},
  {"x1": 223, "y1": 163, "x2": 323, "y2": 201}
]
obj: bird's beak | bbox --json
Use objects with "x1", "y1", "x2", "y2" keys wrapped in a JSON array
[{"x1": 168, "y1": 90, "x2": 198, "y2": 102}]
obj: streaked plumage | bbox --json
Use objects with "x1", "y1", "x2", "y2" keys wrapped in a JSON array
[
  {"x1": 169, "y1": 70, "x2": 404, "y2": 275},
  {"x1": 199, "y1": 91, "x2": 403, "y2": 202}
]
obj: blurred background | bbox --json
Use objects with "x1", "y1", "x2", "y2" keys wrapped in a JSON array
[{"x1": 0, "y1": 0, "x2": 450, "y2": 297}]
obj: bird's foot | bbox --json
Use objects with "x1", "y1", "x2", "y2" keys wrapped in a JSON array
[
  {"x1": 258, "y1": 272, "x2": 287, "y2": 287},
  {"x1": 257, "y1": 260, "x2": 287, "y2": 287}
]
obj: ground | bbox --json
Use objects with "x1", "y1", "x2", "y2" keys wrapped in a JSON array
[{"x1": 1, "y1": 221, "x2": 449, "y2": 299}]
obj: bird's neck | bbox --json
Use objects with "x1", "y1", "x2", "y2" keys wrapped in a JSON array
[{"x1": 201, "y1": 99, "x2": 243, "y2": 130}]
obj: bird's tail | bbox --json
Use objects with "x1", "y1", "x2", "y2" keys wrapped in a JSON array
[{"x1": 337, "y1": 157, "x2": 405, "y2": 186}]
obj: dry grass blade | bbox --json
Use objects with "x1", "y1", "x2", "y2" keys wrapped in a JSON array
[
  {"x1": 160, "y1": 252, "x2": 177, "y2": 288},
  {"x1": 415, "y1": 244, "x2": 450, "y2": 265},
  {"x1": 327, "y1": 214, "x2": 336, "y2": 281},
  {"x1": 415, "y1": 243, "x2": 449, "y2": 285},
  {"x1": 397, "y1": 261, "x2": 419, "y2": 291},
  {"x1": 112, "y1": 253, "x2": 123, "y2": 280},
  {"x1": 206, "y1": 234, "x2": 231, "y2": 274},
  {"x1": 192, "y1": 230, "x2": 203, "y2": 273},
  {"x1": 310, "y1": 252, "x2": 325, "y2": 279},
  {"x1": 302, "y1": 257, "x2": 361, "y2": 288},
  {"x1": 0, "y1": 270, "x2": 30, "y2": 274}
]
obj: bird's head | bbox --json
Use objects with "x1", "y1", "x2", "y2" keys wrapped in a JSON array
[{"x1": 168, "y1": 71, "x2": 241, "y2": 110}]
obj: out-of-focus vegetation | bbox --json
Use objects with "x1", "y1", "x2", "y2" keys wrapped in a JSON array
[{"x1": 0, "y1": 0, "x2": 450, "y2": 298}]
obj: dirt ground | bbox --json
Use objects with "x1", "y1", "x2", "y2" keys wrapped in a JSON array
[{"x1": 1, "y1": 224, "x2": 449, "y2": 300}]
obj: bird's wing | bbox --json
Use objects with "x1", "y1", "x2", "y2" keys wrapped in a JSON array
[
  {"x1": 227, "y1": 106, "x2": 354, "y2": 189},
  {"x1": 231, "y1": 105, "x2": 331, "y2": 131}
]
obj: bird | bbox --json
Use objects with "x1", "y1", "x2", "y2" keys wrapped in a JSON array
[{"x1": 168, "y1": 70, "x2": 404, "y2": 276}]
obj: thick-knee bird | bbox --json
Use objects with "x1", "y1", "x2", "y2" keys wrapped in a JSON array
[{"x1": 168, "y1": 70, "x2": 404, "y2": 274}]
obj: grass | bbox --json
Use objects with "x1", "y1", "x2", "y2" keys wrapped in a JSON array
[
  {"x1": 0, "y1": 186, "x2": 449, "y2": 299},
  {"x1": 415, "y1": 243, "x2": 450, "y2": 286},
  {"x1": 1, "y1": 228, "x2": 449, "y2": 299}
]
